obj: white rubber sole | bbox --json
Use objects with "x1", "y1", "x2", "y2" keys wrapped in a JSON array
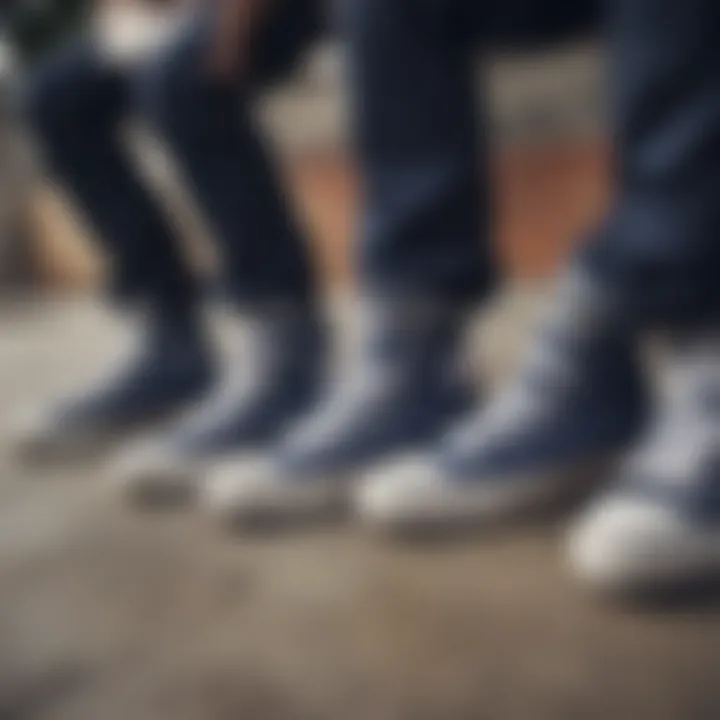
[
  {"x1": 202, "y1": 455, "x2": 348, "y2": 528},
  {"x1": 568, "y1": 496, "x2": 720, "y2": 594},
  {"x1": 4, "y1": 406, "x2": 170, "y2": 466},
  {"x1": 355, "y1": 453, "x2": 613, "y2": 532},
  {"x1": 108, "y1": 443, "x2": 205, "y2": 507},
  {"x1": 5, "y1": 412, "x2": 120, "y2": 465}
]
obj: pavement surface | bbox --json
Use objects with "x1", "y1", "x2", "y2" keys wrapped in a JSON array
[{"x1": 0, "y1": 290, "x2": 719, "y2": 720}]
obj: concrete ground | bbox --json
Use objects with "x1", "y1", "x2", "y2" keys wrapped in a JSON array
[{"x1": 0, "y1": 290, "x2": 719, "y2": 720}]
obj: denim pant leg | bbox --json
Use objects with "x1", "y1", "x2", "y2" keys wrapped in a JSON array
[
  {"x1": 581, "y1": 0, "x2": 720, "y2": 327},
  {"x1": 343, "y1": 0, "x2": 497, "y2": 304},
  {"x1": 25, "y1": 44, "x2": 197, "y2": 309},
  {"x1": 137, "y1": 6, "x2": 320, "y2": 306}
]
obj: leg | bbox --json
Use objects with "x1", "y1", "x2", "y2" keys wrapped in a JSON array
[
  {"x1": 354, "y1": 0, "x2": 651, "y2": 531},
  {"x1": 14, "y1": 45, "x2": 212, "y2": 459},
  {"x1": 580, "y1": 0, "x2": 720, "y2": 328},
  {"x1": 201, "y1": 0, "x2": 494, "y2": 526},
  {"x1": 114, "y1": 5, "x2": 325, "y2": 503},
  {"x1": 569, "y1": 0, "x2": 720, "y2": 594},
  {"x1": 346, "y1": 0, "x2": 495, "y2": 301},
  {"x1": 137, "y1": 10, "x2": 317, "y2": 305},
  {"x1": 26, "y1": 43, "x2": 197, "y2": 311}
]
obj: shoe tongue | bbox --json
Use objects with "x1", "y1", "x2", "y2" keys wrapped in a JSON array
[
  {"x1": 628, "y1": 416, "x2": 717, "y2": 487},
  {"x1": 242, "y1": 304, "x2": 321, "y2": 366},
  {"x1": 670, "y1": 331, "x2": 720, "y2": 361},
  {"x1": 517, "y1": 271, "x2": 630, "y2": 398},
  {"x1": 360, "y1": 298, "x2": 463, "y2": 366},
  {"x1": 663, "y1": 332, "x2": 720, "y2": 408},
  {"x1": 244, "y1": 301, "x2": 318, "y2": 333},
  {"x1": 634, "y1": 332, "x2": 720, "y2": 486},
  {"x1": 545, "y1": 268, "x2": 628, "y2": 344}
]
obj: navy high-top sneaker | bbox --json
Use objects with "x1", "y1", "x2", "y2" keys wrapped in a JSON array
[
  {"x1": 10, "y1": 305, "x2": 214, "y2": 461},
  {"x1": 202, "y1": 299, "x2": 475, "y2": 525},
  {"x1": 569, "y1": 331, "x2": 720, "y2": 594},
  {"x1": 356, "y1": 270, "x2": 648, "y2": 530},
  {"x1": 111, "y1": 304, "x2": 325, "y2": 504}
]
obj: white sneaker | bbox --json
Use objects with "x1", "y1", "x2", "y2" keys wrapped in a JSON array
[
  {"x1": 110, "y1": 304, "x2": 325, "y2": 507},
  {"x1": 568, "y1": 495, "x2": 720, "y2": 592},
  {"x1": 355, "y1": 271, "x2": 644, "y2": 532},
  {"x1": 202, "y1": 297, "x2": 476, "y2": 528},
  {"x1": 568, "y1": 334, "x2": 720, "y2": 594}
]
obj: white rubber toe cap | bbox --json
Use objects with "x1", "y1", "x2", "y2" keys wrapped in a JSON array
[
  {"x1": 355, "y1": 454, "x2": 469, "y2": 529},
  {"x1": 568, "y1": 496, "x2": 720, "y2": 592},
  {"x1": 109, "y1": 442, "x2": 201, "y2": 506},
  {"x1": 203, "y1": 455, "x2": 344, "y2": 525},
  {"x1": 4, "y1": 406, "x2": 99, "y2": 461},
  {"x1": 356, "y1": 452, "x2": 590, "y2": 530}
]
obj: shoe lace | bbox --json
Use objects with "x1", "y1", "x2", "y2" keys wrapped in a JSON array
[{"x1": 628, "y1": 340, "x2": 720, "y2": 486}]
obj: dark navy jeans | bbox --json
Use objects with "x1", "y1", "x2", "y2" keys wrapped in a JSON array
[
  {"x1": 348, "y1": 0, "x2": 720, "y2": 326},
  {"x1": 26, "y1": 0, "x2": 602, "y2": 315},
  {"x1": 343, "y1": 0, "x2": 601, "y2": 304},
  {"x1": 583, "y1": 0, "x2": 720, "y2": 327},
  {"x1": 31, "y1": 0, "x2": 717, "y2": 328},
  {"x1": 26, "y1": 2, "x2": 321, "y2": 311}
]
